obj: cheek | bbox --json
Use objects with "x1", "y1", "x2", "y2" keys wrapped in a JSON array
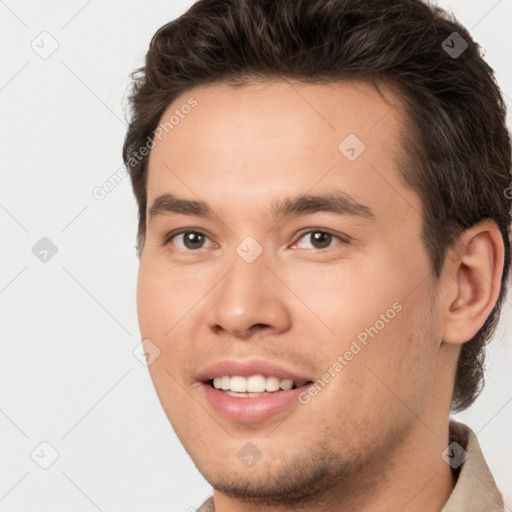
[
  {"x1": 345, "y1": 292, "x2": 439, "y2": 420},
  {"x1": 136, "y1": 260, "x2": 200, "y2": 390},
  {"x1": 283, "y1": 255, "x2": 404, "y2": 343},
  {"x1": 136, "y1": 258, "x2": 192, "y2": 337},
  {"x1": 294, "y1": 258, "x2": 439, "y2": 412},
  {"x1": 137, "y1": 265, "x2": 196, "y2": 426},
  {"x1": 304, "y1": 307, "x2": 439, "y2": 450},
  {"x1": 136, "y1": 261, "x2": 158, "y2": 334}
]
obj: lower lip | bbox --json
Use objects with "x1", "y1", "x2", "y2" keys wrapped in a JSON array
[{"x1": 200, "y1": 382, "x2": 308, "y2": 423}]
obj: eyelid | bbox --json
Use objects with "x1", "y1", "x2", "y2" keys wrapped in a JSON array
[
  {"x1": 162, "y1": 228, "x2": 215, "y2": 248},
  {"x1": 291, "y1": 228, "x2": 351, "y2": 248},
  {"x1": 163, "y1": 227, "x2": 351, "y2": 252}
]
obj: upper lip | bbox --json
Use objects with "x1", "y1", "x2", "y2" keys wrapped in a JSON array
[{"x1": 196, "y1": 359, "x2": 314, "y2": 383}]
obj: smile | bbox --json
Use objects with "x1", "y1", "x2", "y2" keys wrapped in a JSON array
[
  {"x1": 209, "y1": 374, "x2": 309, "y2": 397},
  {"x1": 201, "y1": 379, "x2": 315, "y2": 423}
]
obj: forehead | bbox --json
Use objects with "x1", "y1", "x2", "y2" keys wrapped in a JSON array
[{"x1": 146, "y1": 79, "x2": 418, "y2": 223}]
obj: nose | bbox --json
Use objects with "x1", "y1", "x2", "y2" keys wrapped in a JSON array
[{"x1": 206, "y1": 248, "x2": 292, "y2": 339}]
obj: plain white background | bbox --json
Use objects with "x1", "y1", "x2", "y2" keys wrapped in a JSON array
[{"x1": 1, "y1": 1, "x2": 511, "y2": 510}]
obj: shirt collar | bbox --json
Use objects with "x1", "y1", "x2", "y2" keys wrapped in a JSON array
[{"x1": 441, "y1": 420, "x2": 503, "y2": 511}]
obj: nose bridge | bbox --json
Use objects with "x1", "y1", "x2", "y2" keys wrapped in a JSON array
[
  {"x1": 207, "y1": 240, "x2": 291, "y2": 335},
  {"x1": 228, "y1": 240, "x2": 269, "y2": 299}
]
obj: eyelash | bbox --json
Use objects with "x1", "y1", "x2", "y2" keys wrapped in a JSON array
[{"x1": 163, "y1": 228, "x2": 349, "y2": 252}]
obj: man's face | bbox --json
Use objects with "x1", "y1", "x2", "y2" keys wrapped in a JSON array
[{"x1": 137, "y1": 80, "x2": 443, "y2": 502}]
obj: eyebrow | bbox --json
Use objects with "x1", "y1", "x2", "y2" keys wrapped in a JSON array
[{"x1": 148, "y1": 189, "x2": 376, "y2": 222}]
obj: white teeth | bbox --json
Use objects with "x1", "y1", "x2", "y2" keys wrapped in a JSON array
[
  {"x1": 280, "y1": 378, "x2": 293, "y2": 391},
  {"x1": 229, "y1": 376, "x2": 247, "y2": 392},
  {"x1": 221, "y1": 376, "x2": 230, "y2": 390},
  {"x1": 265, "y1": 376, "x2": 280, "y2": 392},
  {"x1": 247, "y1": 374, "x2": 266, "y2": 392},
  {"x1": 211, "y1": 375, "x2": 301, "y2": 393}
]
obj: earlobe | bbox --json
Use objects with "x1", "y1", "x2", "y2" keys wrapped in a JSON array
[{"x1": 442, "y1": 219, "x2": 504, "y2": 345}]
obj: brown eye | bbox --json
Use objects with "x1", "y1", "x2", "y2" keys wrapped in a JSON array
[
  {"x1": 182, "y1": 232, "x2": 206, "y2": 249},
  {"x1": 167, "y1": 231, "x2": 213, "y2": 251},
  {"x1": 309, "y1": 232, "x2": 332, "y2": 249},
  {"x1": 294, "y1": 230, "x2": 345, "y2": 250}
]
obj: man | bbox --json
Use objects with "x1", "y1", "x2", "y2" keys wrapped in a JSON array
[{"x1": 123, "y1": 0, "x2": 511, "y2": 510}]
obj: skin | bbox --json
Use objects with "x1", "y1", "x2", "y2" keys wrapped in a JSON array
[{"x1": 136, "y1": 80, "x2": 504, "y2": 512}]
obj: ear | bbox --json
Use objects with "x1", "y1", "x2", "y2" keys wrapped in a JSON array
[{"x1": 441, "y1": 219, "x2": 505, "y2": 345}]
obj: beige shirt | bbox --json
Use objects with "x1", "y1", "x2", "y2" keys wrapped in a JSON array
[{"x1": 197, "y1": 421, "x2": 504, "y2": 511}]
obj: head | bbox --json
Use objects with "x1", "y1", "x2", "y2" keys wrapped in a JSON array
[{"x1": 123, "y1": 0, "x2": 511, "y2": 505}]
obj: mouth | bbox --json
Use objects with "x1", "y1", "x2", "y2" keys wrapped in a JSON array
[
  {"x1": 205, "y1": 375, "x2": 313, "y2": 397},
  {"x1": 200, "y1": 377, "x2": 314, "y2": 423},
  {"x1": 196, "y1": 361, "x2": 315, "y2": 423}
]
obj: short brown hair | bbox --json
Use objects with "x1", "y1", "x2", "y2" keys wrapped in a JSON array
[{"x1": 122, "y1": 0, "x2": 512, "y2": 411}]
